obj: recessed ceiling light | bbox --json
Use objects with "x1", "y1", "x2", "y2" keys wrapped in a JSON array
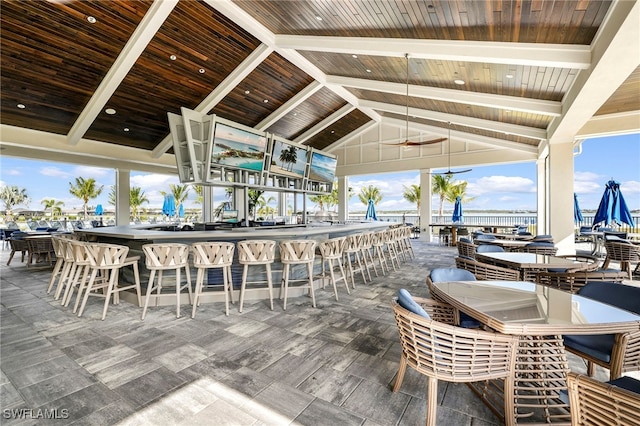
[
  {"x1": 366, "y1": 69, "x2": 371, "y2": 73},
  {"x1": 263, "y1": 99, "x2": 269, "y2": 103},
  {"x1": 506, "y1": 74, "x2": 514, "y2": 79},
  {"x1": 17, "y1": 104, "x2": 25, "y2": 109},
  {"x1": 87, "y1": 16, "x2": 96, "y2": 24},
  {"x1": 170, "y1": 55, "x2": 177, "y2": 61},
  {"x1": 105, "y1": 108, "x2": 116, "y2": 115},
  {"x1": 198, "y1": 68, "x2": 205, "y2": 74},
  {"x1": 454, "y1": 79, "x2": 465, "y2": 85},
  {"x1": 124, "y1": 128, "x2": 130, "y2": 132},
  {"x1": 244, "y1": 90, "x2": 250, "y2": 94},
  {"x1": 330, "y1": 130, "x2": 335, "y2": 134},
  {"x1": 315, "y1": 15, "x2": 322, "y2": 21},
  {"x1": 293, "y1": 112, "x2": 298, "y2": 116},
  {"x1": 352, "y1": 54, "x2": 358, "y2": 59}
]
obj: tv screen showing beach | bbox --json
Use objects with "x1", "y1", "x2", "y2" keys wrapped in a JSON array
[
  {"x1": 269, "y1": 139, "x2": 308, "y2": 179},
  {"x1": 309, "y1": 151, "x2": 337, "y2": 183},
  {"x1": 211, "y1": 122, "x2": 266, "y2": 172}
]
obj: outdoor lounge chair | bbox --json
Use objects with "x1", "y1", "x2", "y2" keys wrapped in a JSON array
[
  {"x1": 427, "y1": 267, "x2": 482, "y2": 329},
  {"x1": 391, "y1": 290, "x2": 519, "y2": 426},
  {"x1": 456, "y1": 239, "x2": 476, "y2": 258},
  {"x1": 563, "y1": 281, "x2": 640, "y2": 380},
  {"x1": 602, "y1": 239, "x2": 640, "y2": 280}
]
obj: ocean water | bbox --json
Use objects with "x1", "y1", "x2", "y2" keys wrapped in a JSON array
[{"x1": 309, "y1": 163, "x2": 335, "y2": 183}]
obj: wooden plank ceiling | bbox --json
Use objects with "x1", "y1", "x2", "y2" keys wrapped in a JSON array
[{"x1": 1, "y1": 0, "x2": 637, "y2": 169}]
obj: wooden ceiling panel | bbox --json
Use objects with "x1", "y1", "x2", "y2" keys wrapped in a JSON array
[
  {"x1": 596, "y1": 66, "x2": 640, "y2": 116},
  {"x1": 211, "y1": 52, "x2": 315, "y2": 127},
  {"x1": 0, "y1": 0, "x2": 151, "y2": 136},
  {"x1": 85, "y1": 1, "x2": 262, "y2": 149},
  {"x1": 267, "y1": 87, "x2": 348, "y2": 140},
  {"x1": 304, "y1": 109, "x2": 372, "y2": 150},
  {"x1": 233, "y1": 0, "x2": 610, "y2": 44}
]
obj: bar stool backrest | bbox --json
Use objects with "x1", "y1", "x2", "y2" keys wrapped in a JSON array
[
  {"x1": 237, "y1": 240, "x2": 275, "y2": 265},
  {"x1": 143, "y1": 243, "x2": 190, "y2": 270},
  {"x1": 192, "y1": 241, "x2": 235, "y2": 267},
  {"x1": 319, "y1": 237, "x2": 346, "y2": 259},
  {"x1": 69, "y1": 239, "x2": 91, "y2": 265},
  {"x1": 279, "y1": 240, "x2": 316, "y2": 263},
  {"x1": 344, "y1": 234, "x2": 362, "y2": 253},
  {"x1": 85, "y1": 243, "x2": 130, "y2": 269}
]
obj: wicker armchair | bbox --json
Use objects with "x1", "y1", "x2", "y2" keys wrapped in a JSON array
[
  {"x1": 517, "y1": 242, "x2": 558, "y2": 255},
  {"x1": 535, "y1": 269, "x2": 627, "y2": 293},
  {"x1": 563, "y1": 281, "x2": 640, "y2": 380},
  {"x1": 456, "y1": 240, "x2": 476, "y2": 258},
  {"x1": 567, "y1": 372, "x2": 640, "y2": 426},
  {"x1": 26, "y1": 237, "x2": 55, "y2": 267},
  {"x1": 602, "y1": 240, "x2": 640, "y2": 280},
  {"x1": 455, "y1": 256, "x2": 520, "y2": 281},
  {"x1": 391, "y1": 295, "x2": 519, "y2": 426},
  {"x1": 6, "y1": 237, "x2": 29, "y2": 266}
]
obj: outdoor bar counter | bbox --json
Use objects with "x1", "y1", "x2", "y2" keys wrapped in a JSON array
[{"x1": 75, "y1": 221, "x2": 391, "y2": 308}]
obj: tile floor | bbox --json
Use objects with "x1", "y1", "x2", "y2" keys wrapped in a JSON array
[{"x1": 0, "y1": 239, "x2": 636, "y2": 425}]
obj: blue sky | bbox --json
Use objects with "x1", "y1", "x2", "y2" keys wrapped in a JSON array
[{"x1": 1, "y1": 133, "x2": 638, "y2": 214}]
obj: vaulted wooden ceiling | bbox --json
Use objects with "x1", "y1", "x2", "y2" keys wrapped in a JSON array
[{"x1": 1, "y1": 0, "x2": 638, "y2": 174}]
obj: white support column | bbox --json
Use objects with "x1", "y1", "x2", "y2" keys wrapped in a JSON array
[
  {"x1": 420, "y1": 169, "x2": 432, "y2": 242},
  {"x1": 549, "y1": 141, "x2": 576, "y2": 255},
  {"x1": 202, "y1": 186, "x2": 214, "y2": 223},
  {"x1": 278, "y1": 192, "x2": 287, "y2": 217},
  {"x1": 536, "y1": 156, "x2": 547, "y2": 236},
  {"x1": 338, "y1": 176, "x2": 348, "y2": 222},
  {"x1": 115, "y1": 169, "x2": 130, "y2": 226}
]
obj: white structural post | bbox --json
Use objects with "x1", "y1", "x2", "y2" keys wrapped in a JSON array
[
  {"x1": 338, "y1": 176, "x2": 348, "y2": 222},
  {"x1": 115, "y1": 169, "x2": 130, "y2": 226},
  {"x1": 420, "y1": 169, "x2": 432, "y2": 242},
  {"x1": 549, "y1": 141, "x2": 576, "y2": 255}
]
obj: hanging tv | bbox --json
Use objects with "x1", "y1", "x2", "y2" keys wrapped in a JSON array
[
  {"x1": 209, "y1": 117, "x2": 267, "y2": 173},
  {"x1": 267, "y1": 136, "x2": 309, "y2": 180},
  {"x1": 308, "y1": 149, "x2": 337, "y2": 183}
]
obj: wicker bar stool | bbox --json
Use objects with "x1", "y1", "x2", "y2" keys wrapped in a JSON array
[
  {"x1": 191, "y1": 241, "x2": 235, "y2": 317},
  {"x1": 52, "y1": 236, "x2": 78, "y2": 301},
  {"x1": 359, "y1": 232, "x2": 379, "y2": 279},
  {"x1": 77, "y1": 242, "x2": 142, "y2": 320},
  {"x1": 317, "y1": 237, "x2": 349, "y2": 301},
  {"x1": 343, "y1": 233, "x2": 368, "y2": 288},
  {"x1": 371, "y1": 230, "x2": 389, "y2": 275},
  {"x1": 60, "y1": 239, "x2": 93, "y2": 311},
  {"x1": 279, "y1": 239, "x2": 316, "y2": 310},
  {"x1": 141, "y1": 243, "x2": 192, "y2": 320},
  {"x1": 237, "y1": 240, "x2": 274, "y2": 313},
  {"x1": 47, "y1": 234, "x2": 76, "y2": 295}
]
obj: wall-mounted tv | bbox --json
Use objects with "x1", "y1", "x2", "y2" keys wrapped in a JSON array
[
  {"x1": 221, "y1": 210, "x2": 239, "y2": 223},
  {"x1": 308, "y1": 150, "x2": 337, "y2": 183},
  {"x1": 267, "y1": 136, "x2": 309, "y2": 180},
  {"x1": 210, "y1": 117, "x2": 267, "y2": 173}
]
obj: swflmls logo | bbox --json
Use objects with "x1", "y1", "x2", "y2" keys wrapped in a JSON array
[{"x1": 2, "y1": 409, "x2": 69, "y2": 419}]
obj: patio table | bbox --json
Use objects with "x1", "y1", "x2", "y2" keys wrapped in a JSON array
[
  {"x1": 476, "y1": 252, "x2": 589, "y2": 281},
  {"x1": 482, "y1": 239, "x2": 532, "y2": 251},
  {"x1": 429, "y1": 279, "x2": 640, "y2": 425}
]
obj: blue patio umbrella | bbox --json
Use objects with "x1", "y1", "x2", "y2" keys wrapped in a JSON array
[
  {"x1": 573, "y1": 193, "x2": 584, "y2": 223},
  {"x1": 178, "y1": 203, "x2": 185, "y2": 218},
  {"x1": 94, "y1": 204, "x2": 104, "y2": 216},
  {"x1": 364, "y1": 199, "x2": 377, "y2": 221},
  {"x1": 452, "y1": 196, "x2": 463, "y2": 223},
  {"x1": 593, "y1": 180, "x2": 635, "y2": 227},
  {"x1": 162, "y1": 194, "x2": 176, "y2": 217}
]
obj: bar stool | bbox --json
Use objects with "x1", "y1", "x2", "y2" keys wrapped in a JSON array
[
  {"x1": 343, "y1": 234, "x2": 367, "y2": 288},
  {"x1": 279, "y1": 239, "x2": 316, "y2": 310},
  {"x1": 384, "y1": 229, "x2": 401, "y2": 271},
  {"x1": 52, "y1": 236, "x2": 78, "y2": 301},
  {"x1": 47, "y1": 234, "x2": 75, "y2": 295},
  {"x1": 371, "y1": 230, "x2": 389, "y2": 275},
  {"x1": 77, "y1": 242, "x2": 142, "y2": 320},
  {"x1": 237, "y1": 240, "x2": 275, "y2": 313},
  {"x1": 190, "y1": 241, "x2": 235, "y2": 317},
  {"x1": 317, "y1": 237, "x2": 349, "y2": 301},
  {"x1": 359, "y1": 232, "x2": 378, "y2": 279},
  {"x1": 141, "y1": 243, "x2": 192, "y2": 320},
  {"x1": 60, "y1": 239, "x2": 94, "y2": 312}
]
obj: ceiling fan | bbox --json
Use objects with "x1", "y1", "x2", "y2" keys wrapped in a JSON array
[
  {"x1": 382, "y1": 53, "x2": 448, "y2": 147},
  {"x1": 434, "y1": 123, "x2": 472, "y2": 176}
]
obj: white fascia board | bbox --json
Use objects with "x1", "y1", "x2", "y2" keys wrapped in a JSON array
[
  {"x1": 275, "y1": 35, "x2": 591, "y2": 69},
  {"x1": 256, "y1": 81, "x2": 322, "y2": 130},
  {"x1": 293, "y1": 104, "x2": 354, "y2": 144},
  {"x1": 576, "y1": 111, "x2": 640, "y2": 139},
  {"x1": 204, "y1": 0, "x2": 275, "y2": 46},
  {"x1": 362, "y1": 100, "x2": 547, "y2": 140},
  {"x1": 327, "y1": 75, "x2": 561, "y2": 116},
  {"x1": 67, "y1": 0, "x2": 177, "y2": 145}
]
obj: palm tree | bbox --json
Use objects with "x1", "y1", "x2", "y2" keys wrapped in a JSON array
[
  {"x1": 432, "y1": 174, "x2": 453, "y2": 218},
  {"x1": 193, "y1": 185, "x2": 203, "y2": 205},
  {"x1": 256, "y1": 194, "x2": 276, "y2": 217},
  {"x1": 279, "y1": 145, "x2": 297, "y2": 172},
  {"x1": 0, "y1": 185, "x2": 30, "y2": 220},
  {"x1": 445, "y1": 181, "x2": 475, "y2": 206},
  {"x1": 41, "y1": 198, "x2": 64, "y2": 219},
  {"x1": 402, "y1": 184, "x2": 421, "y2": 216},
  {"x1": 68, "y1": 177, "x2": 103, "y2": 219},
  {"x1": 161, "y1": 184, "x2": 190, "y2": 216},
  {"x1": 308, "y1": 194, "x2": 331, "y2": 212},
  {"x1": 358, "y1": 185, "x2": 383, "y2": 206},
  {"x1": 129, "y1": 187, "x2": 149, "y2": 219}
]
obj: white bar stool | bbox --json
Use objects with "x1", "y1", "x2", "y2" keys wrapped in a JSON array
[
  {"x1": 237, "y1": 240, "x2": 275, "y2": 313},
  {"x1": 141, "y1": 243, "x2": 192, "y2": 320},
  {"x1": 77, "y1": 242, "x2": 142, "y2": 320},
  {"x1": 359, "y1": 232, "x2": 378, "y2": 279},
  {"x1": 317, "y1": 237, "x2": 349, "y2": 301},
  {"x1": 343, "y1": 234, "x2": 367, "y2": 288},
  {"x1": 279, "y1": 239, "x2": 316, "y2": 310},
  {"x1": 371, "y1": 230, "x2": 389, "y2": 275},
  {"x1": 191, "y1": 241, "x2": 235, "y2": 317},
  {"x1": 384, "y1": 229, "x2": 401, "y2": 271},
  {"x1": 48, "y1": 234, "x2": 76, "y2": 297}
]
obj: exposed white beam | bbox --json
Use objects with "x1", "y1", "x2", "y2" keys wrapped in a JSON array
[
  {"x1": 326, "y1": 75, "x2": 561, "y2": 117},
  {"x1": 256, "y1": 81, "x2": 322, "y2": 131},
  {"x1": 361, "y1": 100, "x2": 548, "y2": 140},
  {"x1": 577, "y1": 111, "x2": 640, "y2": 140},
  {"x1": 275, "y1": 36, "x2": 591, "y2": 69},
  {"x1": 293, "y1": 104, "x2": 354, "y2": 144},
  {"x1": 324, "y1": 120, "x2": 379, "y2": 152},
  {"x1": 67, "y1": 0, "x2": 177, "y2": 145}
]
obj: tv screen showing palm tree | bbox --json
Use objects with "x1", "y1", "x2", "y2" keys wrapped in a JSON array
[
  {"x1": 268, "y1": 138, "x2": 308, "y2": 179},
  {"x1": 210, "y1": 121, "x2": 267, "y2": 172},
  {"x1": 309, "y1": 151, "x2": 337, "y2": 183}
]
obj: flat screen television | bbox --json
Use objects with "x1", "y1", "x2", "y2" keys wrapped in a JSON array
[
  {"x1": 267, "y1": 136, "x2": 309, "y2": 179},
  {"x1": 221, "y1": 210, "x2": 239, "y2": 223},
  {"x1": 209, "y1": 118, "x2": 267, "y2": 173},
  {"x1": 308, "y1": 150, "x2": 337, "y2": 183}
]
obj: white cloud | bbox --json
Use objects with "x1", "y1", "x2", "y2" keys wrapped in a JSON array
[
  {"x1": 40, "y1": 166, "x2": 70, "y2": 178},
  {"x1": 72, "y1": 165, "x2": 111, "y2": 178},
  {"x1": 467, "y1": 176, "x2": 535, "y2": 195}
]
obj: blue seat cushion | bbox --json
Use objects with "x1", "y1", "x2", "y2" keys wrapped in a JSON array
[
  {"x1": 397, "y1": 289, "x2": 430, "y2": 319},
  {"x1": 563, "y1": 334, "x2": 614, "y2": 363},
  {"x1": 578, "y1": 282, "x2": 640, "y2": 315},
  {"x1": 429, "y1": 268, "x2": 476, "y2": 282},
  {"x1": 608, "y1": 376, "x2": 640, "y2": 395}
]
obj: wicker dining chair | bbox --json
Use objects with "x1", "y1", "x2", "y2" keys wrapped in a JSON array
[
  {"x1": 567, "y1": 372, "x2": 640, "y2": 426},
  {"x1": 456, "y1": 239, "x2": 476, "y2": 258},
  {"x1": 391, "y1": 290, "x2": 519, "y2": 426},
  {"x1": 602, "y1": 239, "x2": 640, "y2": 280},
  {"x1": 535, "y1": 269, "x2": 627, "y2": 293},
  {"x1": 517, "y1": 241, "x2": 558, "y2": 255},
  {"x1": 454, "y1": 256, "x2": 520, "y2": 281}
]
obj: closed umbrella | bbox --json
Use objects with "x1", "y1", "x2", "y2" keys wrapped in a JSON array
[
  {"x1": 178, "y1": 203, "x2": 185, "y2": 218},
  {"x1": 573, "y1": 193, "x2": 584, "y2": 223},
  {"x1": 593, "y1": 180, "x2": 635, "y2": 227},
  {"x1": 94, "y1": 204, "x2": 104, "y2": 216},
  {"x1": 162, "y1": 194, "x2": 176, "y2": 217},
  {"x1": 364, "y1": 199, "x2": 377, "y2": 221},
  {"x1": 452, "y1": 196, "x2": 463, "y2": 223}
]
